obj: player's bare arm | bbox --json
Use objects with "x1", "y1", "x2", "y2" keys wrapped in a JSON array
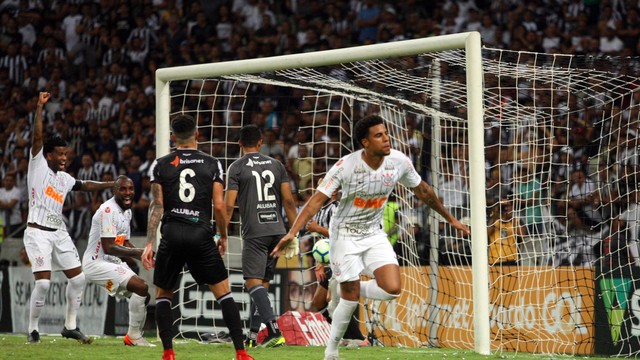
[
  {"x1": 142, "y1": 182, "x2": 163, "y2": 269},
  {"x1": 212, "y1": 181, "x2": 228, "y2": 255},
  {"x1": 101, "y1": 237, "x2": 144, "y2": 259},
  {"x1": 79, "y1": 180, "x2": 116, "y2": 192},
  {"x1": 280, "y1": 181, "x2": 298, "y2": 230},
  {"x1": 224, "y1": 189, "x2": 238, "y2": 221},
  {"x1": 31, "y1": 92, "x2": 51, "y2": 156},
  {"x1": 271, "y1": 190, "x2": 329, "y2": 257},
  {"x1": 413, "y1": 181, "x2": 470, "y2": 235}
]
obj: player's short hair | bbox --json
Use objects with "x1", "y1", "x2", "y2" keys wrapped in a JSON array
[
  {"x1": 238, "y1": 124, "x2": 262, "y2": 148},
  {"x1": 171, "y1": 114, "x2": 197, "y2": 141},
  {"x1": 115, "y1": 175, "x2": 131, "y2": 187},
  {"x1": 43, "y1": 135, "x2": 67, "y2": 155},
  {"x1": 354, "y1": 115, "x2": 384, "y2": 148}
]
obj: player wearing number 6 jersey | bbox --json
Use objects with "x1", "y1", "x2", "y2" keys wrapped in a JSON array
[
  {"x1": 24, "y1": 92, "x2": 114, "y2": 345},
  {"x1": 225, "y1": 124, "x2": 298, "y2": 348},
  {"x1": 83, "y1": 175, "x2": 154, "y2": 347},
  {"x1": 141, "y1": 114, "x2": 252, "y2": 360},
  {"x1": 273, "y1": 115, "x2": 471, "y2": 360}
]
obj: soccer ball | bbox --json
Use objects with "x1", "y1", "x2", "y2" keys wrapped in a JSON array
[{"x1": 312, "y1": 239, "x2": 331, "y2": 264}]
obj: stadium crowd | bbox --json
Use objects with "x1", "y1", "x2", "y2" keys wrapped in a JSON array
[{"x1": 0, "y1": 0, "x2": 638, "y2": 266}]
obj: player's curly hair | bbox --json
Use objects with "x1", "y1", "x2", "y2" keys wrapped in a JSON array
[
  {"x1": 354, "y1": 115, "x2": 384, "y2": 148},
  {"x1": 238, "y1": 124, "x2": 262, "y2": 148},
  {"x1": 171, "y1": 114, "x2": 197, "y2": 140},
  {"x1": 43, "y1": 135, "x2": 67, "y2": 155}
]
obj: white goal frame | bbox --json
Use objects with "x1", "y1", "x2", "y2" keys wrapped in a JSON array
[{"x1": 154, "y1": 31, "x2": 490, "y2": 355}]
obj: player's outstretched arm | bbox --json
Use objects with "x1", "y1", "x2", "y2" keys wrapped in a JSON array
[
  {"x1": 102, "y1": 238, "x2": 144, "y2": 259},
  {"x1": 271, "y1": 190, "x2": 329, "y2": 257},
  {"x1": 413, "y1": 181, "x2": 470, "y2": 235},
  {"x1": 143, "y1": 182, "x2": 163, "y2": 270},
  {"x1": 79, "y1": 180, "x2": 116, "y2": 192},
  {"x1": 31, "y1": 92, "x2": 51, "y2": 157}
]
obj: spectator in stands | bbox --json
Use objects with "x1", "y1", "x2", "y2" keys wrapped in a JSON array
[
  {"x1": 513, "y1": 163, "x2": 548, "y2": 266},
  {"x1": 0, "y1": 173, "x2": 22, "y2": 237},
  {"x1": 488, "y1": 199, "x2": 525, "y2": 266}
]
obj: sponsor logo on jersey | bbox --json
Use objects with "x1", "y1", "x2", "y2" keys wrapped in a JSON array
[
  {"x1": 246, "y1": 158, "x2": 272, "y2": 167},
  {"x1": 105, "y1": 280, "x2": 114, "y2": 292},
  {"x1": 171, "y1": 155, "x2": 205, "y2": 166},
  {"x1": 258, "y1": 211, "x2": 278, "y2": 223},
  {"x1": 46, "y1": 213, "x2": 63, "y2": 226},
  {"x1": 171, "y1": 208, "x2": 200, "y2": 217},
  {"x1": 105, "y1": 207, "x2": 110, "y2": 213},
  {"x1": 170, "y1": 156, "x2": 180, "y2": 167},
  {"x1": 45, "y1": 185, "x2": 64, "y2": 203},
  {"x1": 354, "y1": 167, "x2": 367, "y2": 174},
  {"x1": 257, "y1": 202, "x2": 276, "y2": 209},
  {"x1": 353, "y1": 196, "x2": 387, "y2": 209},
  {"x1": 115, "y1": 234, "x2": 126, "y2": 245}
]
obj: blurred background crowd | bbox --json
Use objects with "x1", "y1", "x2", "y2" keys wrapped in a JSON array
[{"x1": 0, "y1": 0, "x2": 638, "y2": 266}]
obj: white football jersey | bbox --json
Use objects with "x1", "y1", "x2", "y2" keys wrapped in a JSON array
[
  {"x1": 317, "y1": 149, "x2": 421, "y2": 237},
  {"x1": 83, "y1": 196, "x2": 132, "y2": 264},
  {"x1": 26, "y1": 149, "x2": 76, "y2": 230}
]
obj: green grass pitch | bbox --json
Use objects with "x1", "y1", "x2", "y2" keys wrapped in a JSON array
[{"x1": 0, "y1": 334, "x2": 614, "y2": 360}]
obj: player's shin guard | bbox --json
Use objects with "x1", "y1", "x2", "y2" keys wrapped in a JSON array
[
  {"x1": 217, "y1": 293, "x2": 245, "y2": 351},
  {"x1": 65, "y1": 273, "x2": 85, "y2": 330},
  {"x1": 326, "y1": 298, "x2": 358, "y2": 355},
  {"x1": 128, "y1": 293, "x2": 147, "y2": 338},
  {"x1": 156, "y1": 297, "x2": 174, "y2": 350},
  {"x1": 29, "y1": 279, "x2": 51, "y2": 332},
  {"x1": 360, "y1": 280, "x2": 399, "y2": 301}
]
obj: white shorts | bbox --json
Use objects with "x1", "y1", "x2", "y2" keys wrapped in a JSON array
[
  {"x1": 23, "y1": 227, "x2": 81, "y2": 273},
  {"x1": 83, "y1": 259, "x2": 136, "y2": 297},
  {"x1": 329, "y1": 230, "x2": 398, "y2": 283}
]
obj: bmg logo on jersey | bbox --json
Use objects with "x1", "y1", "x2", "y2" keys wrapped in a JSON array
[
  {"x1": 353, "y1": 196, "x2": 387, "y2": 209},
  {"x1": 45, "y1": 185, "x2": 64, "y2": 203}
]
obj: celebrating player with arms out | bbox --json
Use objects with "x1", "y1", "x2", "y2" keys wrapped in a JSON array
[
  {"x1": 24, "y1": 92, "x2": 114, "y2": 344},
  {"x1": 273, "y1": 115, "x2": 470, "y2": 360},
  {"x1": 83, "y1": 175, "x2": 155, "y2": 347},
  {"x1": 141, "y1": 114, "x2": 253, "y2": 360}
]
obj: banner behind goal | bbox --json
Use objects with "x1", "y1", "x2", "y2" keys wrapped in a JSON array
[{"x1": 155, "y1": 32, "x2": 640, "y2": 356}]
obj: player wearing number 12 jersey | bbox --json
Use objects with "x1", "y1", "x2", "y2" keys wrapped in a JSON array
[
  {"x1": 225, "y1": 124, "x2": 298, "y2": 348},
  {"x1": 141, "y1": 115, "x2": 252, "y2": 360},
  {"x1": 273, "y1": 115, "x2": 471, "y2": 360}
]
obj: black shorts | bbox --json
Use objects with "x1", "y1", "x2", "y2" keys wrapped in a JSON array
[
  {"x1": 154, "y1": 222, "x2": 228, "y2": 290},
  {"x1": 242, "y1": 235, "x2": 281, "y2": 281}
]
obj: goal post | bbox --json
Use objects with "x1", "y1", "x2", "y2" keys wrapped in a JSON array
[{"x1": 154, "y1": 32, "x2": 489, "y2": 354}]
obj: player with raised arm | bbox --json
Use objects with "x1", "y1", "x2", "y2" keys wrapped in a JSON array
[
  {"x1": 272, "y1": 115, "x2": 470, "y2": 360},
  {"x1": 225, "y1": 124, "x2": 298, "y2": 348},
  {"x1": 83, "y1": 175, "x2": 155, "y2": 347},
  {"x1": 24, "y1": 92, "x2": 114, "y2": 344},
  {"x1": 141, "y1": 114, "x2": 253, "y2": 360}
]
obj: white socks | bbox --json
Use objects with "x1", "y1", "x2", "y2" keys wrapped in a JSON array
[
  {"x1": 28, "y1": 279, "x2": 51, "y2": 332},
  {"x1": 128, "y1": 293, "x2": 147, "y2": 338},
  {"x1": 64, "y1": 273, "x2": 85, "y2": 330},
  {"x1": 360, "y1": 280, "x2": 398, "y2": 301},
  {"x1": 325, "y1": 298, "x2": 358, "y2": 357}
]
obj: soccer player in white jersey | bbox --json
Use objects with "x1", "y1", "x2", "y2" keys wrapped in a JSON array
[
  {"x1": 24, "y1": 92, "x2": 114, "y2": 344},
  {"x1": 273, "y1": 115, "x2": 470, "y2": 360},
  {"x1": 83, "y1": 175, "x2": 155, "y2": 347}
]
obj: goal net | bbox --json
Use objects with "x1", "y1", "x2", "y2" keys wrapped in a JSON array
[{"x1": 154, "y1": 32, "x2": 640, "y2": 356}]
